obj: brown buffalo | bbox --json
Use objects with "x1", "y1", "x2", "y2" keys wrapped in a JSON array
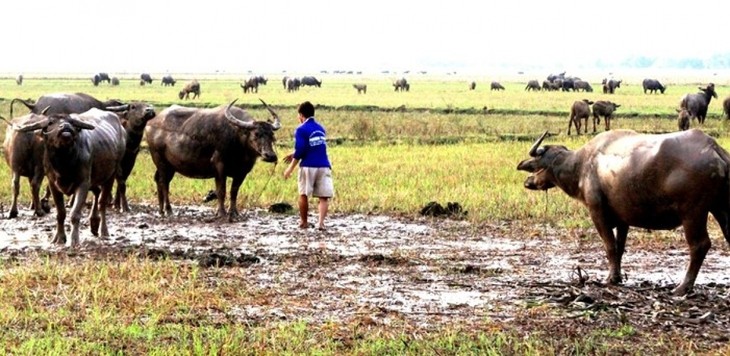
[
  {"x1": 518, "y1": 130, "x2": 730, "y2": 295},
  {"x1": 145, "y1": 99, "x2": 281, "y2": 220},
  {"x1": 178, "y1": 80, "x2": 200, "y2": 100},
  {"x1": 568, "y1": 99, "x2": 594, "y2": 135},
  {"x1": 592, "y1": 101, "x2": 620, "y2": 131}
]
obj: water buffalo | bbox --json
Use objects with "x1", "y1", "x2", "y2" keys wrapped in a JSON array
[
  {"x1": 140, "y1": 73, "x2": 153, "y2": 85},
  {"x1": 241, "y1": 78, "x2": 257, "y2": 93},
  {"x1": 105, "y1": 102, "x2": 157, "y2": 212},
  {"x1": 16, "y1": 108, "x2": 127, "y2": 247},
  {"x1": 592, "y1": 101, "x2": 620, "y2": 131},
  {"x1": 393, "y1": 78, "x2": 409, "y2": 92},
  {"x1": 161, "y1": 75, "x2": 176, "y2": 86},
  {"x1": 111, "y1": 77, "x2": 120, "y2": 86},
  {"x1": 2, "y1": 111, "x2": 51, "y2": 218},
  {"x1": 286, "y1": 77, "x2": 301, "y2": 92},
  {"x1": 677, "y1": 108, "x2": 691, "y2": 131},
  {"x1": 469, "y1": 81, "x2": 476, "y2": 90},
  {"x1": 282, "y1": 76, "x2": 289, "y2": 89},
  {"x1": 525, "y1": 80, "x2": 541, "y2": 91},
  {"x1": 7, "y1": 93, "x2": 126, "y2": 217},
  {"x1": 724, "y1": 96, "x2": 730, "y2": 120},
  {"x1": 353, "y1": 84, "x2": 367, "y2": 94},
  {"x1": 602, "y1": 79, "x2": 621, "y2": 94},
  {"x1": 680, "y1": 83, "x2": 717, "y2": 125},
  {"x1": 301, "y1": 76, "x2": 322, "y2": 87},
  {"x1": 145, "y1": 99, "x2": 281, "y2": 220},
  {"x1": 10, "y1": 92, "x2": 124, "y2": 118},
  {"x1": 517, "y1": 129, "x2": 730, "y2": 295},
  {"x1": 490, "y1": 82, "x2": 505, "y2": 91},
  {"x1": 92, "y1": 72, "x2": 111, "y2": 86},
  {"x1": 16, "y1": 74, "x2": 23, "y2": 85},
  {"x1": 642, "y1": 78, "x2": 666, "y2": 94},
  {"x1": 568, "y1": 99, "x2": 594, "y2": 135},
  {"x1": 178, "y1": 80, "x2": 200, "y2": 100},
  {"x1": 573, "y1": 80, "x2": 593, "y2": 92}
]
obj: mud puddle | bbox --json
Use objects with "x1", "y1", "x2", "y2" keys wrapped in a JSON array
[{"x1": 1, "y1": 204, "x2": 730, "y2": 343}]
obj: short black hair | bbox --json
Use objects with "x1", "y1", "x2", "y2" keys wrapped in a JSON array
[{"x1": 298, "y1": 101, "x2": 315, "y2": 118}]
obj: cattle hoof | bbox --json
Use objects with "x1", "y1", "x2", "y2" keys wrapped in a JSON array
[{"x1": 8, "y1": 210, "x2": 18, "y2": 219}]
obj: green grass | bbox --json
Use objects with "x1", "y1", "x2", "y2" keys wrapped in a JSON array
[
  {"x1": 0, "y1": 257, "x2": 705, "y2": 355},
  {"x1": 1, "y1": 75, "x2": 729, "y2": 353}
]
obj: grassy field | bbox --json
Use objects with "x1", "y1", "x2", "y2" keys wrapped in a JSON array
[{"x1": 1, "y1": 75, "x2": 730, "y2": 354}]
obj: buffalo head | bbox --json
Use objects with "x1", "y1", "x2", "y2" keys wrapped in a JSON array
[
  {"x1": 16, "y1": 112, "x2": 95, "y2": 148},
  {"x1": 107, "y1": 103, "x2": 156, "y2": 132},
  {"x1": 224, "y1": 99, "x2": 281, "y2": 163},
  {"x1": 516, "y1": 131, "x2": 569, "y2": 190}
]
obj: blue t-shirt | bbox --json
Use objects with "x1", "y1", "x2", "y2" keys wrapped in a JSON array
[{"x1": 293, "y1": 117, "x2": 331, "y2": 168}]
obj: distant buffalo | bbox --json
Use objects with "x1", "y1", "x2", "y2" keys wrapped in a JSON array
[
  {"x1": 602, "y1": 79, "x2": 622, "y2": 94},
  {"x1": 592, "y1": 101, "x2": 621, "y2": 131},
  {"x1": 393, "y1": 78, "x2": 409, "y2": 92},
  {"x1": 140, "y1": 73, "x2": 153, "y2": 85},
  {"x1": 301, "y1": 76, "x2": 322, "y2": 87},
  {"x1": 16, "y1": 74, "x2": 23, "y2": 85},
  {"x1": 161, "y1": 75, "x2": 176, "y2": 86},
  {"x1": 642, "y1": 79, "x2": 666, "y2": 94},
  {"x1": 724, "y1": 95, "x2": 730, "y2": 120},
  {"x1": 490, "y1": 81, "x2": 505, "y2": 91},
  {"x1": 525, "y1": 80, "x2": 541, "y2": 91},
  {"x1": 679, "y1": 83, "x2": 717, "y2": 126},
  {"x1": 573, "y1": 80, "x2": 593, "y2": 92},
  {"x1": 353, "y1": 84, "x2": 367, "y2": 94},
  {"x1": 179, "y1": 80, "x2": 201, "y2": 100},
  {"x1": 92, "y1": 72, "x2": 111, "y2": 86},
  {"x1": 111, "y1": 77, "x2": 120, "y2": 86},
  {"x1": 568, "y1": 99, "x2": 594, "y2": 135},
  {"x1": 469, "y1": 81, "x2": 476, "y2": 90}
]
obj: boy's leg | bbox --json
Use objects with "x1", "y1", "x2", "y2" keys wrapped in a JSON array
[
  {"x1": 317, "y1": 197, "x2": 329, "y2": 229},
  {"x1": 298, "y1": 194, "x2": 309, "y2": 228}
]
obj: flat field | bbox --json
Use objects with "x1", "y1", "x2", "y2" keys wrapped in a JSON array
[{"x1": 0, "y1": 74, "x2": 729, "y2": 354}]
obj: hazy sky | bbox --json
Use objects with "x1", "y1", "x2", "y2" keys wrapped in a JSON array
[{"x1": 3, "y1": 1, "x2": 726, "y2": 75}]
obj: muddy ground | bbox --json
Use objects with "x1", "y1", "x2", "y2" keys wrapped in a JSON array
[{"x1": 1, "y1": 203, "x2": 729, "y2": 348}]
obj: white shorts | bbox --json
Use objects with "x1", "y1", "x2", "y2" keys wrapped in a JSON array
[{"x1": 298, "y1": 167, "x2": 334, "y2": 198}]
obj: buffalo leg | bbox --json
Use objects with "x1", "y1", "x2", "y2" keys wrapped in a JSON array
[
  {"x1": 114, "y1": 177, "x2": 130, "y2": 213},
  {"x1": 568, "y1": 117, "x2": 574, "y2": 135},
  {"x1": 228, "y1": 175, "x2": 245, "y2": 221},
  {"x1": 605, "y1": 115, "x2": 611, "y2": 131},
  {"x1": 9, "y1": 172, "x2": 21, "y2": 218},
  {"x1": 675, "y1": 217, "x2": 712, "y2": 295},
  {"x1": 98, "y1": 180, "x2": 114, "y2": 237},
  {"x1": 30, "y1": 174, "x2": 45, "y2": 217},
  {"x1": 589, "y1": 212, "x2": 622, "y2": 284},
  {"x1": 50, "y1": 186, "x2": 67, "y2": 245},
  {"x1": 69, "y1": 183, "x2": 90, "y2": 247},
  {"x1": 154, "y1": 169, "x2": 174, "y2": 216},
  {"x1": 89, "y1": 187, "x2": 101, "y2": 236},
  {"x1": 213, "y1": 175, "x2": 227, "y2": 218},
  {"x1": 711, "y1": 209, "x2": 730, "y2": 245}
]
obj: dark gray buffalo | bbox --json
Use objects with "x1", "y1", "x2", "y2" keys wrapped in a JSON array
[
  {"x1": 393, "y1": 78, "x2": 409, "y2": 92},
  {"x1": 16, "y1": 109, "x2": 127, "y2": 247},
  {"x1": 145, "y1": 99, "x2": 281, "y2": 220},
  {"x1": 161, "y1": 75, "x2": 176, "y2": 86},
  {"x1": 6, "y1": 93, "x2": 125, "y2": 217},
  {"x1": 300, "y1": 76, "x2": 322, "y2": 87},
  {"x1": 642, "y1": 78, "x2": 666, "y2": 94},
  {"x1": 3, "y1": 111, "x2": 51, "y2": 218},
  {"x1": 723, "y1": 95, "x2": 730, "y2": 120},
  {"x1": 353, "y1": 84, "x2": 367, "y2": 94},
  {"x1": 525, "y1": 80, "x2": 541, "y2": 91},
  {"x1": 140, "y1": 73, "x2": 153, "y2": 85},
  {"x1": 490, "y1": 81, "x2": 505, "y2": 91},
  {"x1": 517, "y1": 130, "x2": 730, "y2": 295},
  {"x1": 592, "y1": 101, "x2": 621, "y2": 131},
  {"x1": 680, "y1": 83, "x2": 717, "y2": 126},
  {"x1": 108, "y1": 102, "x2": 157, "y2": 212}
]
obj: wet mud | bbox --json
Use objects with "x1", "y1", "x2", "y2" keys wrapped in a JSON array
[{"x1": 1, "y1": 204, "x2": 729, "y2": 345}]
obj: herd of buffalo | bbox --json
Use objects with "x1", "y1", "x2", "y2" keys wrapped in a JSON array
[{"x1": 5, "y1": 71, "x2": 730, "y2": 296}]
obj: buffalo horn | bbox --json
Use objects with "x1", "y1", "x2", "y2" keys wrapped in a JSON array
[
  {"x1": 40, "y1": 106, "x2": 51, "y2": 115},
  {"x1": 66, "y1": 116, "x2": 96, "y2": 130},
  {"x1": 106, "y1": 104, "x2": 129, "y2": 112},
  {"x1": 224, "y1": 99, "x2": 255, "y2": 129},
  {"x1": 15, "y1": 117, "x2": 50, "y2": 132},
  {"x1": 528, "y1": 131, "x2": 549, "y2": 157},
  {"x1": 259, "y1": 98, "x2": 281, "y2": 130}
]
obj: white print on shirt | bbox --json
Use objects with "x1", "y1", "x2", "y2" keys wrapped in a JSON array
[{"x1": 308, "y1": 130, "x2": 326, "y2": 147}]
